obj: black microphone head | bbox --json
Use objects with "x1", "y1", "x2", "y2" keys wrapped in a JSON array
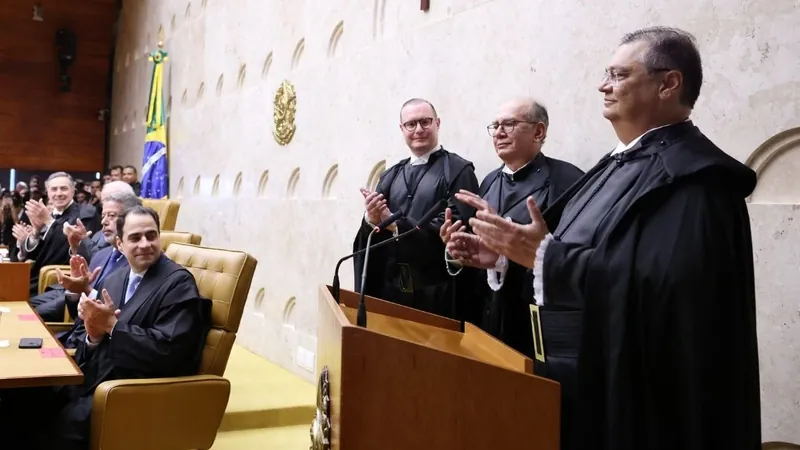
[
  {"x1": 375, "y1": 209, "x2": 404, "y2": 231},
  {"x1": 416, "y1": 199, "x2": 447, "y2": 227}
]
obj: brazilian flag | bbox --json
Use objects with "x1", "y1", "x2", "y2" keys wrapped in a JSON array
[{"x1": 140, "y1": 48, "x2": 169, "y2": 199}]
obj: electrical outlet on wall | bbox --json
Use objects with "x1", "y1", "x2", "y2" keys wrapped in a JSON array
[{"x1": 296, "y1": 346, "x2": 315, "y2": 372}]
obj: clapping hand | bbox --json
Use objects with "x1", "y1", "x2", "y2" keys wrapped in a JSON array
[
  {"x1": 360, "y1": 188, "x2": 391, "y2": 226},
  {"x1": 56, "y1": 255, "x2": 100, "y2": 295},
  {"x1": 78, "y1": 289, "x2": 119, "y2": 343}
]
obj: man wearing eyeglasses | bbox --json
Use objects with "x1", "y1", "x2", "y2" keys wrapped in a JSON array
[
  {"x1": 353, "y1": 98, "x2": 479, "y2": 321},
  {"x1": 442, "y1": 97, "x2": 583, "y2": 357},
  {"x1": 454, "y1": 27, "x2": 761, "y2": 450}
]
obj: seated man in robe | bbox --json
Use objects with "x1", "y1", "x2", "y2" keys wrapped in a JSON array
[
  {"x1": 28, "y1": 190, "x2": 140, "y2": 322},
  {"x1": 442, "y1": 97, "x2": 583, "y2": 357},
  {"x1": 0, "y1": 206, "x2": 211, "y2": 450},
  {"x1": 17, "y1": 172, "x2": 96, "y2": 295}
]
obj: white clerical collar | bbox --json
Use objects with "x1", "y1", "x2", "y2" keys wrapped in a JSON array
[
  {"x1": 611, "y1": 118, "x2": 689, "y2": 155},
  {"x1": 409, "y1": 145, "x2": 442, "y2": 166},
  {"x1": 502, "y1": 160, "x2": 532, "y2": 175}
]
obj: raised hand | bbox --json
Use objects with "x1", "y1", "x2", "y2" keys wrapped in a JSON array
[
  {"x1": 56, "y1": 255, "x2": 101, "y2": 295},
  {"x1": 360, "y1": 188, "x2": 390, "y2": 225},
  {"x1": 467, "y1": 196, "x2": 549, "y2": 269},
  {"x1": 79, "y1": 289, "x2": 118, "y2": 343},
  {"x1": 12, "y1": 223, "x2": 32, "y2": 244},
  {"x1": 446, "y1": 231, "x2": 500, "y2": 269},
  {"x1": 439, "y1": 207, "x2": 465, "y2": 245},
  {"x1": 64, "y1": 218, "x2": 91, "y2": 250},
  {"x1": 455, "y1": 189, "x2": 496, "y2": 214},
  {"x1": 24, "y1": 199, "x2": 50, "y2": 231}
]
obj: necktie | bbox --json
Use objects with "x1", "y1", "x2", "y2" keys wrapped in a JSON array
[
  {"x1": 123, "y1": 274, "x2": 142, "y2": 306},
  {"x1": 94, "y1": 250, "x2": 120, "y2": 287}
]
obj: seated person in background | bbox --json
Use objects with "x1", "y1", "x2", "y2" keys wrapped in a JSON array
[
  {"x1": 68, "y1": 180, "x2": 138, "y2": 262},
  {"x1": 28, "y1": 191, "x2": 140, "y2": 322},
  {"x1": 17, "y1": 172, "x2": 96, "y2": 295},
  {"x1": 0, "y1": 206, "x2": 211, "y2": 450}
]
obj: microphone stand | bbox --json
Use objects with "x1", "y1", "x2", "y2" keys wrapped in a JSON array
[
  {"x1": 356, "y1": 230, "x2": 375, "y2": 327},
  {"x1": 331, "y1": 226, "x2": 420, "y2": 303}
]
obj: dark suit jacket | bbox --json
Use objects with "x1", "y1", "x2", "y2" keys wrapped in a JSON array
[{"x1": 73, "y1": 254, "x2": 211, "y2": 393}]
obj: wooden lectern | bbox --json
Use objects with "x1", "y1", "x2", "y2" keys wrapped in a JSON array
[
  {"x1": 0, "y1": 262, "x2": 31, "y2": 302},
  {"x1": 315, "y1": 285, "x2": 561, "y2": 450}
]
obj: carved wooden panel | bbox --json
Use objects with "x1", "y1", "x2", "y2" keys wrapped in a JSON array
[{"x1": 0, "y1": 0, "x2": 117, "y2": 172}]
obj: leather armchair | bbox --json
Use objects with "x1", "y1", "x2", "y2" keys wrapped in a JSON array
[
  {"x1": 42, "y1": 232, "x2": 203, "y2": 323},
  {"x1": 89, "y1": 242, "x2": 257, "y2": 450},
  {"x1": 141, "y1": 198, "x2": 180, "y2": 231}
]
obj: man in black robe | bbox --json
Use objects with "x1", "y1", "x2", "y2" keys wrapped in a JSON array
[
  {"x1": 353, "y1": 98, "x2": 479, "y2": 320},
  {"x1": 0, "y1": 206, "x2": 211, "y2": 450},
  {"x1": 18, "y1": 172, "x2": 97, "y2": 296},
  {"x1": 456, "y1": 27, "x2": 761, "y2": 450},
  {"x1": 442, "y1": 98, "x2": 583, "y2": 357}
]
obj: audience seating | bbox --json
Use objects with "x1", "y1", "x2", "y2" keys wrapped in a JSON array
[
  {"x1": 141, "y1": 198, "x2": 180, "y2": 231},
  {"x1": 88, "y1": 242, "x2": 257, "y2": 450}
]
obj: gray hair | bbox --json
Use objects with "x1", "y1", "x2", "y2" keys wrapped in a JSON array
[
  {"x1": 620, "y1": 26, "x2": 703, "y2": 108},
  {"x1": 103, "y1": 191, "x2": 142, "y2": 210},
  {"x1": 101, "y1": 180, "x2": 135, "y2": 201},
  {"x1": 45, "y1": 172, "x2": 74, "y2": 189},
  {"x1": 522, "y1": 101, "x2": 549, "y2": 144}
]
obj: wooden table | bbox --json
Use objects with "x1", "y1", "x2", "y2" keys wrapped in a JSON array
[{"x1": 0, "y1": 301, "x2": 83, "y2": 388}]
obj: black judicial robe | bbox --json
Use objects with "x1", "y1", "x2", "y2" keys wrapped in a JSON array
[
  {"x1": 474, "y1": 153, "x2": 582, "y2": 357},
  {"x1": 353, "y1": 148, "x2": 479, "y2": 320},
  {"x1": 539, "y1": 121, "x2": 761, "y2": 450},
  {"x1": 20, "y1": 202, "x2": 97, "y2": 295},
  {"x1": 34, "y1": 254, "x2": 210, "y2": 449}
]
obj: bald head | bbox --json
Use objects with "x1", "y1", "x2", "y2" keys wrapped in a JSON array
[
  {"x1": 489, "y1": 97, "x2": 550, "y2": 170},
  {"x1": 101, "y1": 180, "x2": 135, "y2": 201}
]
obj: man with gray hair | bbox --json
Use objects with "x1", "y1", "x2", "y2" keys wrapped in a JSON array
[
  {"x1": 442, "y1": 97, "x2": 583, "y2": 355},
  {"x1": 17, "y1": 172, "x2": 96, "y2": 296},
  {"x1": 65, "y1": 180, "x2": 137, "y2": 261},
  {"x1": 457, "y1": 27, "x2": 761, "y2": 449},
  {"x1": 30, "y1": 190, "x2": 141, "y2": 322}
]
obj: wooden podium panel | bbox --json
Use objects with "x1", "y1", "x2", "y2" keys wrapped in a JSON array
[
  {"x1": 317, "y1": 285, "x2": 560, "y2": 450},
  {"x1": 0, "y1": 262, "x2": 32, "y2": 301}
]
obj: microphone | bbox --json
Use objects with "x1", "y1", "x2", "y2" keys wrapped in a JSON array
[
  {"x1": 331, "y1": 198, "x2": 448, "y2": 304},
  {"x1": 374, "y1": 210, "x2": 404, "y2": 232},
  {"x1": 354, "y1": 198, "x2": 448, "y2": 328}
]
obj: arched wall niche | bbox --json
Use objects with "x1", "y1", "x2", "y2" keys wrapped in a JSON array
[{"x1": 746, "y1": 127, "x2": 800, "y2": 204}]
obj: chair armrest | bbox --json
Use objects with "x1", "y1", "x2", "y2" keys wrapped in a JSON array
[
  {"x1": 38, "y1": 264, "x2": 70, "y2": 295},
  {"x1": 91, "y1": 375, "x2": 231, "y2": 450}
]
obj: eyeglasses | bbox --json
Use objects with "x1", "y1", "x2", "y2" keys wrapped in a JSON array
[
  {"x1": 402, "y1": 117, "x2": 434, "y2": 132},
  {"x1": 486, "y1": 120, "x2": 537, "y2": 137},
  {"x1": 601, "y1": 67, "x2": 672, "y2": 87}
]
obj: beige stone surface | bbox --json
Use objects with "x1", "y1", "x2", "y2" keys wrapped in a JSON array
[{"x1": 109, "y1": 0, "x2": 800, "y2": 442}]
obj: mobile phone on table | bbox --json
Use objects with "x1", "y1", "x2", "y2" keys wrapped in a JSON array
[{"x1": 19, "y1": 338, "x2": 43, "y2": 349}]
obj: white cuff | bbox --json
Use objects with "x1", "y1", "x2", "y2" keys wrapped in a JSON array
[
  {"x1": 486, "y1": 255, "x2": 509, "y2": 292},
  {"x1": 24, "y1": 235, "x2": 40, "y2": 252},
  {"x1": 532, "y1": 233, "x2": 554, "y2": 306},
  {"x1": 444, "y1": 249, "x2": 463, "y2": 276}
]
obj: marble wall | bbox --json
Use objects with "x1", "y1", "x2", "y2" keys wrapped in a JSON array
[{"x1": 109, "y1": 0, "x2": 800, "y2": 442}]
